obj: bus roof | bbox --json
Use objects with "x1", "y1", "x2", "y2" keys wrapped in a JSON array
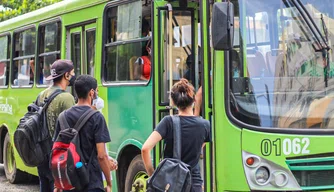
[{"x1": 0, "y1": 0, "x2": 109, "y2": 33}]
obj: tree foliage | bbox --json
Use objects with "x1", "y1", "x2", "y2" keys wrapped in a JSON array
[{"x1": 0, "y1": 0, "x2": 63, "y2": 22}]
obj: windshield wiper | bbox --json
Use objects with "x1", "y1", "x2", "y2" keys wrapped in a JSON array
[
  {"x1": 320, "y1": 14, "x2": 330, "y2": 87},
  {"x1": 294, "y1": 0, "x2": 330, "y2": 50},
  {"x1": 293, "y1": 0, "x2": 331, "y2": 87}
]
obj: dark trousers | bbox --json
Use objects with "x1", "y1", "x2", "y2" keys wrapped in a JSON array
[
  {"x1": 64, "y1": 189, "x2": 104, "y2": 192},
  {"x1": 37, "y1": 159, "x2": 54, "y2": 192},
  {"x1": 192, "y1": 185, "x2": 203, "y2": 192}
]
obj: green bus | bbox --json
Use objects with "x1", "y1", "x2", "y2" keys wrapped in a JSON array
[{"x1": 1, "y1": 0, "x2": 334, "y2": 191}]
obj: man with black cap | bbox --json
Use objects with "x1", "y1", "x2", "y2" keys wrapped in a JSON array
[{"x1": 37, "y1": 59, "x2": 76, "y2": 192}]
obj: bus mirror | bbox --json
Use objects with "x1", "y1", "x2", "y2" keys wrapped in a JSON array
[{"x1": 212, "y1": 2, "x2": 234, "y2": 50}]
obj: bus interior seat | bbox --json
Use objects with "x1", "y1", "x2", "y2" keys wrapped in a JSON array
[
  {"x1": 266, "y1": 50, "x2": 282, "y2": 76},
  {"x1": 246, "y1": 49, "x2": 268, "y2": 77},
  {"x1": 129, "y1": 56, "x2": 138, "y2": 80}
]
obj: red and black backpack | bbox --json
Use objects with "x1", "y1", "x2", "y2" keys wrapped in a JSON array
[{"x1": 50, "y1": 108, "x2": 98, "y2": 191}]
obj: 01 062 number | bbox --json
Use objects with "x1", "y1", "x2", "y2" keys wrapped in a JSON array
[{"x1": 260, "y1": 138, "x2": 310, "y2": 156}]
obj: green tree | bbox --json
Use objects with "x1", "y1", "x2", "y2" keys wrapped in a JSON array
[{"x1": 0, "y1": 0, "x2": 63, "y2": 22}]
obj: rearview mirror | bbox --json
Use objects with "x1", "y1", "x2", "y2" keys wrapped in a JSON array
[{"x1": 212, "y1": 2, "x2": 234, "y2": 50}]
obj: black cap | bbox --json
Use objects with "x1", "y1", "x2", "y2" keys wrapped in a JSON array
[{"x1": 46, "y1": 60, "x2": 74, "y2": 81}]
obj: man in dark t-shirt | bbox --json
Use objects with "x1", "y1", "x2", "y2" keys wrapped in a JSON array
[
  {"x1": 155, "y1": 115, "x2": 211, "y2": 186},
  {"x1": 53, "y1": 75, "x2": 112, "y2": 192}
]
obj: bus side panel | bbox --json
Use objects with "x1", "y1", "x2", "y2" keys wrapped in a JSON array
[
  {"x1": 106, "y1": 84, "x2": 153, "y2": 157},
  {"x1": 214, "y1": 51, "x2": 249, "y2": 191}
]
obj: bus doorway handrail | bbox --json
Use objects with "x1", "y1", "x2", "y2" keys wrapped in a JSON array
[{"x1": 167, "y1": 3, "x2": 173, "y2": 115}]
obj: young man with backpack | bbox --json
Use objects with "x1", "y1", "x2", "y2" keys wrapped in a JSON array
[
  {"x1": 52, "y1": 75, "x2": 112, "y2": 192},
  {"x1": 37, "y1": 59, "x2": 76, "y2": 192}
]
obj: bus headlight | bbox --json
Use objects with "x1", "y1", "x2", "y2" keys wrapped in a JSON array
[
  {"x1": 271, "y1": 171, "x2": 288, "y2": 187},
  {"x1": 255, "y1": 166, "x2": 270, "y2": 185}
]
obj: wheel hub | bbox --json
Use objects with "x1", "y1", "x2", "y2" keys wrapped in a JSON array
[{"x1": 131, "y1": 171, "x2": 148, "y2": 192}]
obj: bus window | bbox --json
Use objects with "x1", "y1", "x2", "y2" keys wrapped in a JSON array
[
  {"x1": 71, "y1": 33, "x2": 81, "y2": 77},
  {"x1": 103, "y1": 0, "x2": 152, "y2": 84},
  {"x1": 158, "y1": 9, "x2": 195, "y2": 104},
  {"x1": 0, "y1": 35, "x2": 10, "y2": 87},
  {"x1": 86, "y1": 29, "x2": 96, "y2": 76},
  {"x1": 38, "y1": 21, "x2": 61, "y2": 85},
  {"x1": 12, "y1": 28, "x2": 36, "y2": 87}
]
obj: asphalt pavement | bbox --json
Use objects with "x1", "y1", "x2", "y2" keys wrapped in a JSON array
[{"x1": 0, "y1": 164, "x2": 39, "y2": 192}]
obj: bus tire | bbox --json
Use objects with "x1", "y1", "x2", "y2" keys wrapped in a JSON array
[
  {"x1": 3, "y1": 133, "x2": 26, "y2": 184},
  {"x1": 124, "y1": 155, "x2": 148, "y2": 192}
]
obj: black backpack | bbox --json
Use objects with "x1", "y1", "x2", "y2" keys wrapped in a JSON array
[
  {"x1": 14, "y1": 89, "x2": 64, "y2": 167},
  {"x1": 147, "y1": 116, "x2": 192, "y2": 192}
]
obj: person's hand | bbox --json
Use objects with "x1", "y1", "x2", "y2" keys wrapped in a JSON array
[
  {"x1": 108, "y1": 157, "x2": 118, "y2": 171},
  {"x1": 53, "y1": 188, "x2": 62, "y2": 192},
  {"x1": 105, "y1": 185, "x2": 111, "y2": 192}
]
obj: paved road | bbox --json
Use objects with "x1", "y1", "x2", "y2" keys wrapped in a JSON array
[{"x1": 0, "y1": 164, "x2": 39, "y2": 192}]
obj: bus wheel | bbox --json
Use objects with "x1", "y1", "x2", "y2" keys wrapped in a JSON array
[
  {"x1": 3, "y1": 133, "x2": 25, "y2": 184},
  {"x1": 125, "y1": 155, "x2": 148, "y2": 192}
]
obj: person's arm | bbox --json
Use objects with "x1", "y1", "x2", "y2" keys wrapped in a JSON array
[
  {"x1": 94, "y1": 114, "x2": 112, "y2": 191},
  {"x1": 97, "y1": 143, "x2": 112, "y2": 188},
  {"x1": 134, "y1": 58, "x2": 143, "y2": 80},
  {"x1": 141, "y1": 131, "x2": 162, "y2": 176},
  {"x1": 194, "y1": 86, "x2": 203, "y2": 116}
]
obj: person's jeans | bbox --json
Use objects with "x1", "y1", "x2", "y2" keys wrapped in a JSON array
[{"x1": 37, "y1": 159, "x2": 54, "y2": 192}]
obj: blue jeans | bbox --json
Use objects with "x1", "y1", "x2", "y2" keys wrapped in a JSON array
[{"x1": 37, "y1": 159, "x2": 54, "y2": 192}]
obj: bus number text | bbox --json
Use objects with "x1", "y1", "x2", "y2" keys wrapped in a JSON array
[{"x1": 260, "y1": 138, "x2": 310, "y2": 156}]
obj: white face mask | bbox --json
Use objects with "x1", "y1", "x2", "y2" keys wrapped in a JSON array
[{"x1": 93, "y1": 97, "x2": 105, "y2": 111}]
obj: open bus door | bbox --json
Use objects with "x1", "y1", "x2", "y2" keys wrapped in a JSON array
[{"x1": 152, "y1": 1, "x2": 213, "y2": 191}]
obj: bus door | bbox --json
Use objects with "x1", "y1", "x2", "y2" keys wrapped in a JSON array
[
  {"x1": 153, "y1": 1, "x2": 212, "y2": 191},
  {"x1": 66, "y1": 22, "x2": 97, "y2": 95}
]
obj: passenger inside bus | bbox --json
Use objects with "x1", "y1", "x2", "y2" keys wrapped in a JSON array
[
  {"x1": 134, "y1": 39, "x2": 151, "y2": 80},
  {"x1": 183, "y1": 54, "x2": 193, "y2": 83},
  {"x1": 30, "y1": 59, "x2": 44, "y2": 84},
  {"x1": 0, "y1": 62, "x2": 6, "y2": 86}
]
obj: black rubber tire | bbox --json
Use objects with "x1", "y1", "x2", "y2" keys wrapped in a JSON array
[
  {"x1": 124, "y1": 155, "x2": 148, "y2": 192},
  {"x1": 3, "y1": 133, "x2": 27, "y2": 184}
]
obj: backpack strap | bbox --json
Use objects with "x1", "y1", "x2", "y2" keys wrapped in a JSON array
[
  {"x1": 73, "y1": 108, "x2": 99, "y2": 132},
  {"x1": 42, "y1": 89, "x2": 65, "y2": 111},
  {"x1": 171, "y1": 115, "x2": 181, "y2": 160}
]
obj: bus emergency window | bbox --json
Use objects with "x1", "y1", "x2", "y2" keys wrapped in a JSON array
[
  {"x1": 104, "y1": 0, "x2": 152, "y2": 83},
  {"x1": 12, "y1": 28, "x2": 36, "y2": 87},
  {"x1": 38, "y1": 22, "x2": 61, "y2": 85},
  {"x1": 0, "y1": 35, "x2": 10, "y2": 87}
]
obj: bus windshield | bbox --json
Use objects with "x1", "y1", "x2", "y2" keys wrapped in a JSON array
[{"x1": 230, "y1": 0, "x2": 334, "y2": 129}]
